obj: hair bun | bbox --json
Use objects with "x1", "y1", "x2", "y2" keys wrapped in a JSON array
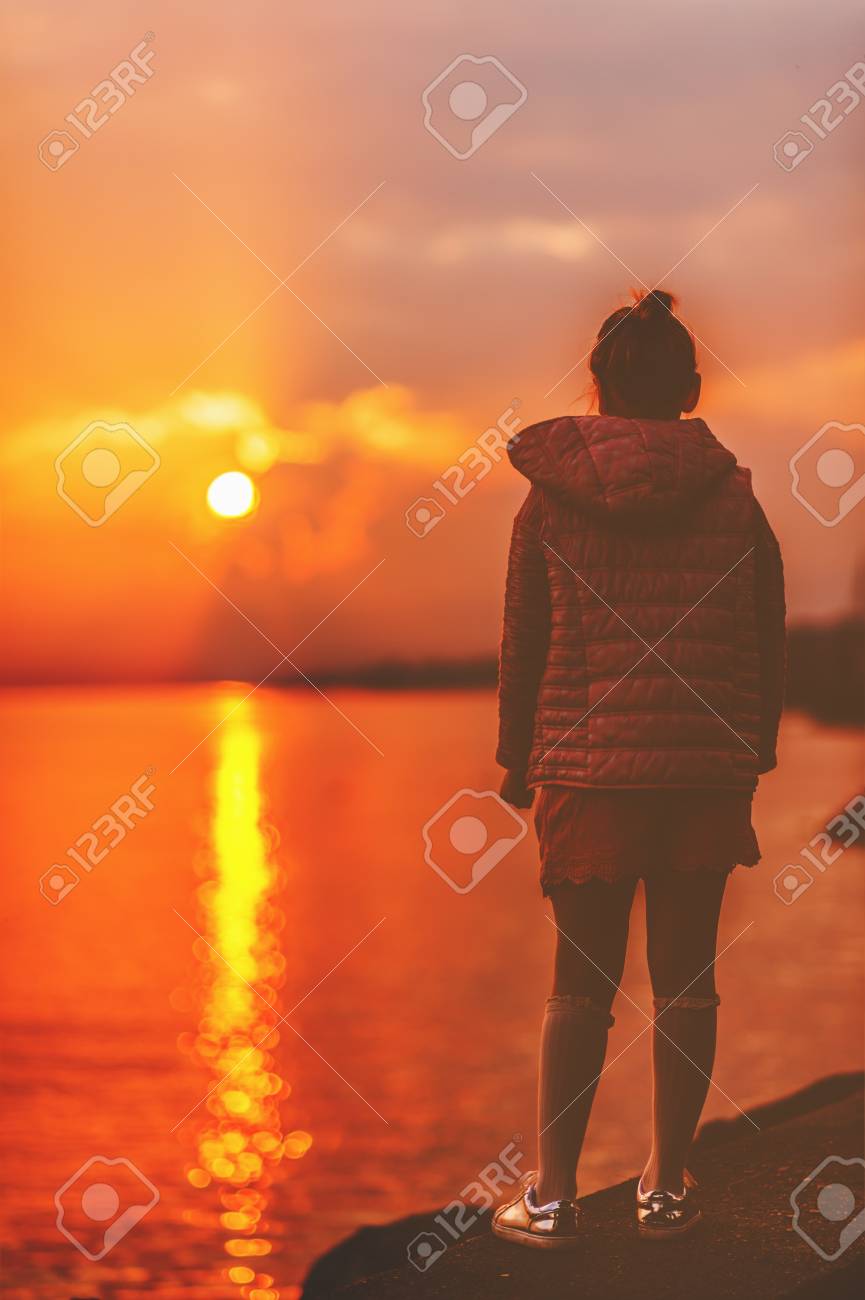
[
  {"x1": 590, "y1": 288, "x2": 697, "y2": 413},
  {"x1": 635, "y1": 288, "x2": 675, "y2": 318}
]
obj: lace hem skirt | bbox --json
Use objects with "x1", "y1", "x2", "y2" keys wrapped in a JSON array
[{"x1": 535, "y1": 785, "x2": 760, "y2": 896}]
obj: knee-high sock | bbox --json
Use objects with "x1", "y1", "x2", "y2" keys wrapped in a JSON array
[
  {"x1": 642, "y1": 996, "x2": 719, "y2": 1194},
  {"x1": 535, "y1": 995, "x2": 612, "y2": 1204}
]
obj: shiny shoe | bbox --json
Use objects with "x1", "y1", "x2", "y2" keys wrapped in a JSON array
[
  {"x1": 636, "y1": 1170, "x2": 701, "y2": 1238},
  {"x1": 492, "y1": 1174, "x2": 582, "y2": 1250}
]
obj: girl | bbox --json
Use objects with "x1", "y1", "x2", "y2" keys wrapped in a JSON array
[{"x1": 491, "y1": 289, "x2": 785, "y2": 1245}]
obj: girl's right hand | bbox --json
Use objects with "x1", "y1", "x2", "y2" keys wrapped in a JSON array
[{"x1": 500, "y1": 769, "x2": 534, "y2": 809}]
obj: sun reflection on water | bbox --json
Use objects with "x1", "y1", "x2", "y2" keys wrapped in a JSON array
[{"x1": 182, "y1": 708, "x2": 311, "y2": 1298}]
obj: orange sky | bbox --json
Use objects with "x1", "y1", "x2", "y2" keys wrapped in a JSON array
[{"x1": 2, "y1": 0, "x2": 863, "y2": 682}]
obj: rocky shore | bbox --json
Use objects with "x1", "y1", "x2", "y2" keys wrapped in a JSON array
[{"x1": 302, "y1": 1073, "x2": 864, "y2": 1300}]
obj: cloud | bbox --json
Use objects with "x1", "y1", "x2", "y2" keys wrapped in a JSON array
[
  {"x1": 0, "y1": 382, "x2": 523, "y2": 679},
  {"x1": 346, "y1": 217, "x2": 593, "y2": 265}
]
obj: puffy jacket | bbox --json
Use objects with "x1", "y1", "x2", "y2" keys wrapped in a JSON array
[{"x1": 496, "y1": 415, "x2": 786, "y2": 789}]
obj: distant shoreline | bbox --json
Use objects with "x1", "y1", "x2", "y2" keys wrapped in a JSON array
[{"x1": 1, "y1": 620, "x2": 861, "y2": 724}]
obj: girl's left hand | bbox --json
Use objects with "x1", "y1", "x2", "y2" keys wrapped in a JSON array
[{"x1": 500, "y1": 769, "x2": 534, "y2": 809}]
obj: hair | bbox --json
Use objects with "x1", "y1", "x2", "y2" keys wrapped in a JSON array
[{"x1": 588, "y1": 288, "x2": 698, "y2": 417}]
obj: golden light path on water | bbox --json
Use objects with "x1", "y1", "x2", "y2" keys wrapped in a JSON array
[{"x1": 183, "y1": 707, "x2": 311, "y2": 1298}]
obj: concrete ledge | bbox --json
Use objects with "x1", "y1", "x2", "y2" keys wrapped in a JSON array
[{"x1": 303, "y1": 1074, "x2": 864, "y2": 1299}]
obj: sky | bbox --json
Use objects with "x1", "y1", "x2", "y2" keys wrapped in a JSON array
[{"x1": 2, "y1": 0, "x2": 863, "y2": 682}]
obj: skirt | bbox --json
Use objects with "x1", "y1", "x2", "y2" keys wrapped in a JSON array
[{"x1": 534, "y1": 786, "x2": 760, "y2": 895}]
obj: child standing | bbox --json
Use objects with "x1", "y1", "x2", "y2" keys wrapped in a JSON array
[{"x1": 492, "y1": 290, "x2": 785, "y2": 1246}]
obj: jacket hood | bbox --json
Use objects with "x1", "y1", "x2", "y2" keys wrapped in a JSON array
[{"x1": 509, "y1": 415, "x2": 739, "y2": 523}]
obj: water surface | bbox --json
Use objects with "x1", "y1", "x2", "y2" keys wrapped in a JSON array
[{"x1": 1, "y1": 688, "x2": 862, "y2": 1296}]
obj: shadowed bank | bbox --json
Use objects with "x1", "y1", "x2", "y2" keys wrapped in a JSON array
[{"x1": 302, "y1": 1075, "x2": 865, "y2": 1299}]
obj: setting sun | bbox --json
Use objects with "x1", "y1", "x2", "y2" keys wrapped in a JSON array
[{"x1": 207, "y1": 471, "x2": 258, "y2": 519}]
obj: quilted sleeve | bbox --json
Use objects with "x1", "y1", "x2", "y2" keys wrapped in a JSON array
[
  {"x1": 496, "y1": 486, "x2": 551, "y2": 772},
  {"x1": 753, "y1": 500, "x2": 786, "y2": 773}
]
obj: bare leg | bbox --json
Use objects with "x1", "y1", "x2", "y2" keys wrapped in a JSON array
[
  {"x1": 642, "y1": 869, "x2": 728, "y2": 1193},
  {"x1": 536, "y1": 877, "x2": 636, "y2": 1204}
]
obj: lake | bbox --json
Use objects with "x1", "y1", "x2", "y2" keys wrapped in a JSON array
[{"x1": 1, "y1": 687, "x2": 862, "y2": 1297}]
